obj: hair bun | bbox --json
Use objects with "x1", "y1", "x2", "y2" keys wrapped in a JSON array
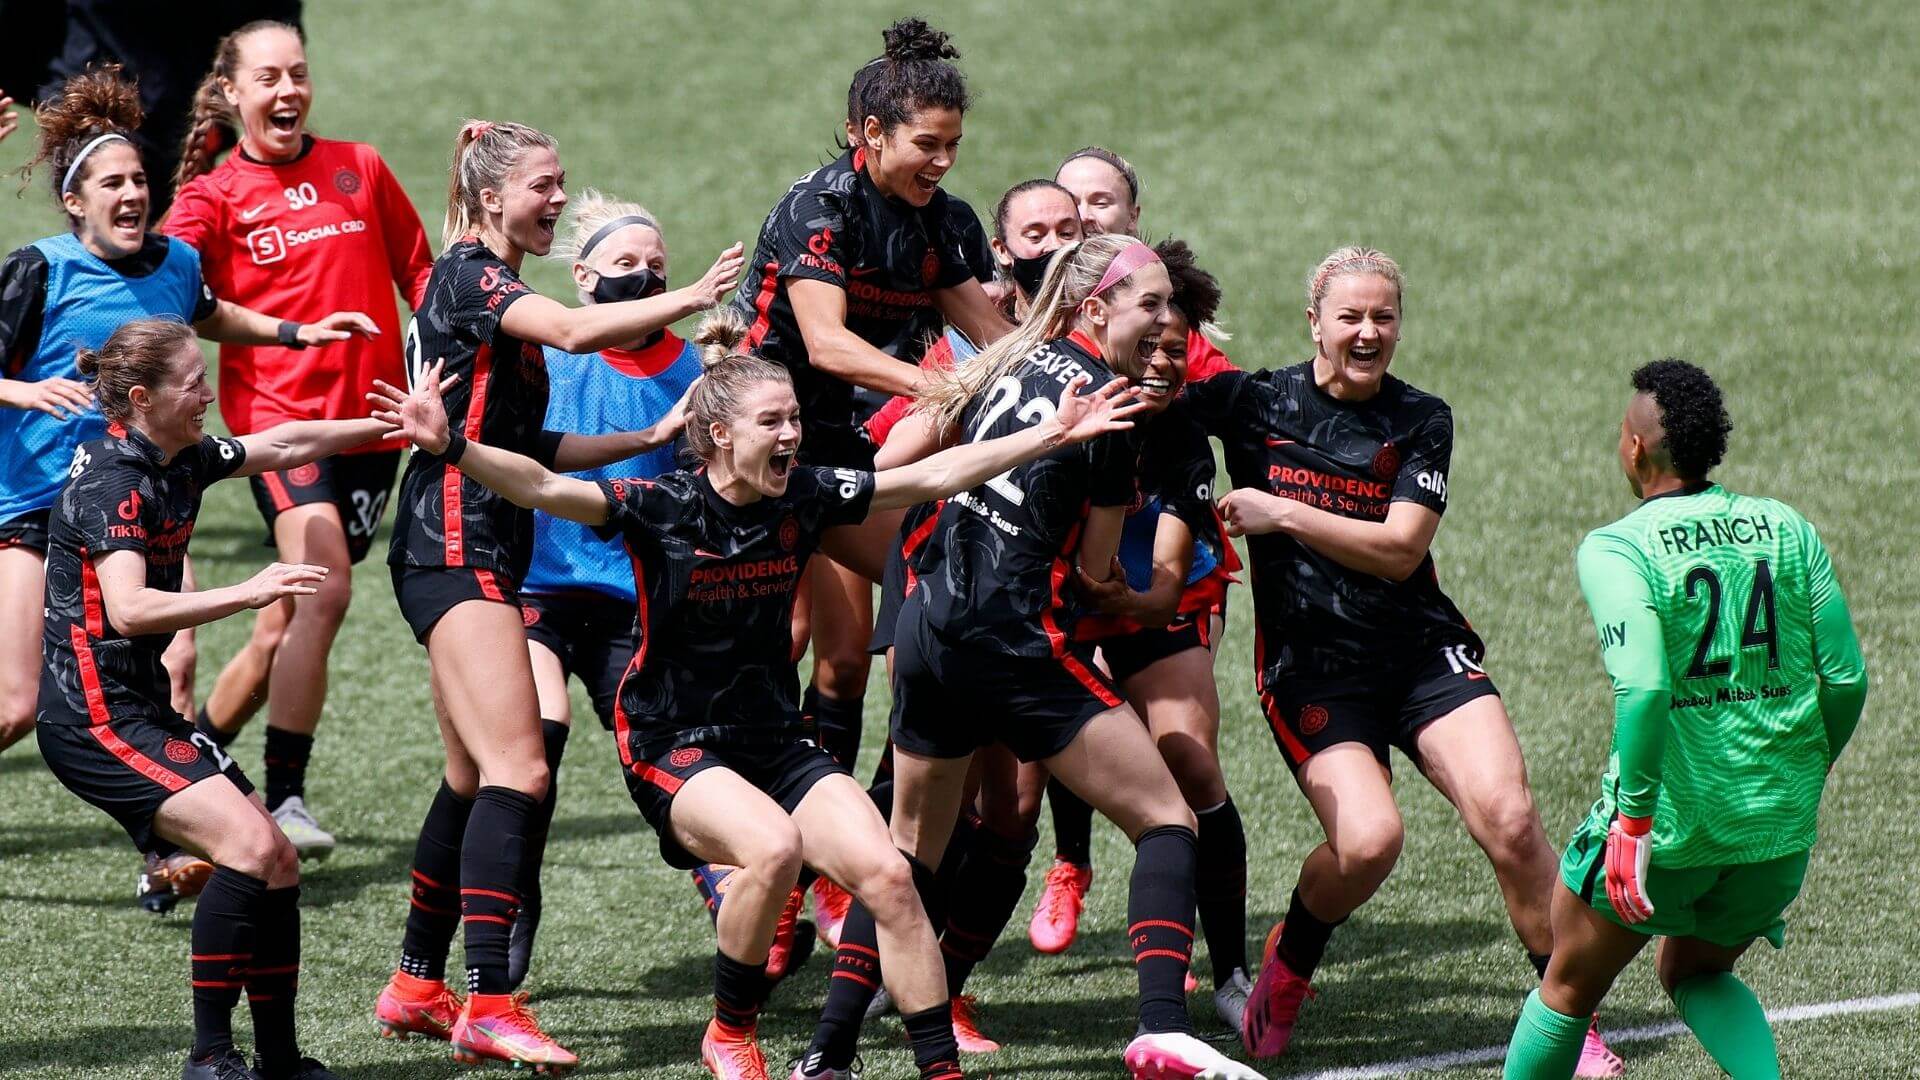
[
  {"x1": 693, "y1": 308, "x2": 751, "y2": 368},
  {"x1": 75, "y1": 348, "x2": 101, "y2": 377},
  {"x1": 882, "y1": 17, "x2": 959, "y2": 62}
]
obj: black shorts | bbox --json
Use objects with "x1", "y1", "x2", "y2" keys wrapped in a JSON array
[
  {"x1": 867, "y1": 541, "x2": 911, "y2": 655},
  {"x1": 390, "y1": 565, "x2": 521, "y2": 644},
  {"x1": 36, "y1": 714, "x2": 255, "y2": 857},
  {"x1": 0, "y1": 507, "x2": 51, "y2": 553},
  {"x1": 1259, "y1": 636, "x2": 1500, "y2": 773},
  {"x1": 889, "y1": 592, "x2": 1122, "y2": 763},
  {"x1": 1097, "y1": 606, "x2": 1222, "y2": 684},
  {"x1": 250, "y1": 450, "x2": 402, "y2": 564},
  {"x1": 625, "y1": 740, "x2": 846, "y2": 870},
  {"x1": 521, "y1": 590, "x2": 636, "y2": 731}
]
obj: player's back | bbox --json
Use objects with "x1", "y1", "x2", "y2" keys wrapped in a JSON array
[{"x1": 1581, "y1": 483, "x2": 1832, "y2": 864}]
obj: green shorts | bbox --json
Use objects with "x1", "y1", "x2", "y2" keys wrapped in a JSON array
[{"x1": 1560, "y1": 824, "x2": 1809, "y2": 949}]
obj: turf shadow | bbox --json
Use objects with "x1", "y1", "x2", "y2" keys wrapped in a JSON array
[
  {"x1": 0, "y1": 820, "x2": 125, "y2": 858},
  {"x1": 0, "y1": 1023, "x2": 179, "y2": 1070}
]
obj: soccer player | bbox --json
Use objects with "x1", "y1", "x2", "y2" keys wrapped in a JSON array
[
  {"x1": 1030, "y1": 146, "x2": 1241, "y2": 955},
  {"x1": 801, "y1": 235, "x2": 1264, "y2": 1080},
  {"x1": 165, "y1": 18, "x2": 436, "y2": 860},
  {"x1": 369, "y1": 118, "x2": 741, "y2": 1072},
  {"x1": 1503, "y1": 360, "x2": 1867, "y2": 1080},
  {"x1": 508, "y1": 188, "x2": 703, "y2": 989},
  {"x1": 0, "y1": 66, "x2": 372, "y2": 911},
  {"x1": 35, "y1": 317, "x2": 395, "y2": 1080},
  {"x1": 1183, "y1": 247, "x2": 1618, "y2": 1074},
  {"x1": 371, "y1": 310, "x2": 1142, "y2": 1080},
  {"x1": 1073, "y1": 239, "x2": 1252, "y2": 1027},
  {"x1": 733, "y1": 16, "x2": 1010, "y2": 792}
]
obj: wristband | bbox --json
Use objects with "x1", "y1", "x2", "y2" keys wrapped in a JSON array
[
  {"x1": 443, "y1": 431, "x2": 469, "y2": 464},
  {"x1": 1616, "y1": 814, "x2": 1653, "y2": 837},
  {"x1": 278, "y1": 320, "x2": 308, "y2": 349}
]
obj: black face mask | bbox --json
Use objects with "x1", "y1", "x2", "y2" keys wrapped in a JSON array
[
  {"x1": 592, "y1": 268, "x2": 667, "y2": 346},
  {"x1": 1009, "y1": 250, "x2": 1056, "y2": 300}
]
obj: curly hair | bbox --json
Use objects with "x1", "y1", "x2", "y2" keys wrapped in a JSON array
[
  {"x1": 1154, "y1": 238, "x2": 1220, "y2": 329},
  {"x1": 1631, "y1": 358, "x2": 1732, "y2": 479},
  {"x1": 20, "y1": 65, "x2": 144, "y2": 217},
  {"x1": 845, "y1": 17, "x2": 971, "y2": 141}
]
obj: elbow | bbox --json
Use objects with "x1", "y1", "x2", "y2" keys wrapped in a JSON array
[
  {"x1": 551, "y1": 326, "x2": 591, "y2": 355},
  {"x1": 1380, "y1": 550, "x2": 1425, "y2": 582},
  {"x1": 106, "y1": 606, "x2": 150, "y2": 638}
]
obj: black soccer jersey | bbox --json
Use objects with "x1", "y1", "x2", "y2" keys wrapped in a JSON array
[
  {"x1": 599, "y1": 465, "x2": 875, "y2": 764},
  {"x1": 911, "y1": 332, "x2": 1139, "y2": 658},
  {"x1": 1182, "y1": 362, "x2": 1470, "y2": 675},
  {"x1": 733, "y1": 147, "x2": 990, "y2": 464},
  {"x1": 1137, "y1": 398, "x2": 1222, "y2": 546},
  {"x1": 389, "y1": 238, "x2": 553, "y2": 581},
  {"x1": 39, "y1": 426, "x2": 247, "y2": 727}
]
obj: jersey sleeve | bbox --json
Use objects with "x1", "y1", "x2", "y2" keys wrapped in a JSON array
[
  {"x1": 367, "y1": 150, "x2": 434, "y2": 310},
  {"x1": 445, "y1": 251, "x2": 532, "y2": 340},
  {"x1": 772, "y1": 188, "x2": 848, "y2": 289},
  {"x1": 70, "y1": 460, "x2": 156, "y2": 557},
  {"x1": 1176, "y1": 368, "x2": 1250, "y2": 437},
  {"x1": 1087, "y1": 429, "x2": 1142, "y2": 508},
  {"x1": 0, "y1": 246, "x2": 49, "y2": 378},
  {"x1": 1576, "y1": 531, "x2": 1671, "y2": 821},
  {"x1": 191, "y1": 435, "x2": 249, "y2": 487},
  {"x1": 939, "y1": 198, "x2": 993, "y2": 288},
  {"x1": 161, "y1": 177, "x2": 220, "y2": 258},
  {"x1": 1391, "y1": 401, "x2": 1453, "y2": 515},
  {"x1": 1151, "y1": 405, "x2": 1218, "y2": 535},
  {"x1": 173, "y1": 240, "x2": 218, "y2": 322},
  {"x1": 802, "y1": 466, "x2": 877, "y2": 528},
  {"x1": 1799, "y1": 519, "x2": 1869, "y2": 764}
]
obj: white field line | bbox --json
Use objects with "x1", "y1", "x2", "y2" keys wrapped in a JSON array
[{"x1": 1279, "y1": 991, "x2": 1920, "y2": 1080}]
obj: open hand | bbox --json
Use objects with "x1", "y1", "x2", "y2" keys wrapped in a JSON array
[
  {"x1": 683, "y1": 242, "x2": 746, "y2": 310},
  {"x1": 15, "y1": 377, "x2": 96, "y2": 419},
  {"x1": 0, "y1": 92, "x2": 18, "y2": 144},
  {"x1": 1046, "y1": 375, "x2": 1146, "y2": 446},
  {"x1": 368, "y1": 358, "x2": 462, "y2": 454},
  {"x1": 243, "y1": 562, "x2": 329, "y2": 608},
  {"x1": 301, "y1": 311, "x2": 381, "y2": 345}
]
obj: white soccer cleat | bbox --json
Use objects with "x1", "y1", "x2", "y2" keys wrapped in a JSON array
[
  {"x1": 1213, "y1": 968, "x2": 1253, "y2": 1033},
  {"x1": 1124, "y1": 1031, "x2": 1266, "y2": 1079},
  {"x1": 272, "y1": 796, "x2": 337, "y2": 860}
]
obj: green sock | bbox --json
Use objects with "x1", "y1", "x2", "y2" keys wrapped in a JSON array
[
  {"x1": 1503, "y1": 989, "x2": 1589, "y2": 1079},
  {"x1": 1672, "y1": 972, "x2": 1780, "y2": 1079}
]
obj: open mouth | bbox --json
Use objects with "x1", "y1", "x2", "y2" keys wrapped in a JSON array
[
  {"x1": 913, "y1": 171, "x2": 942, "y2": 196},
  {"x1": 1139, "y1": 376, "x2": 1174, "y2": 397},
  {"x1": 535, "y1": 212, "x2": 559, "y2": 240},
  {"x1": 769, "y1": 448, "x2": 796, "y2": 479},
  {"x1": 269, "y1": 109, "x2": 300, "y2": 135},
  {"x1": 1349, "y1": 344, "x2": 1382, "y2": 367},
  {"x1": 111, "y1": 208, "x2": 143, "y2": 234},
  {"x1": 191, "y1": 410, "x2": 206, "y2": 428}
]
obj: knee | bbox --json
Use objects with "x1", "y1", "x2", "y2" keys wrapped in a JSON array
[
  {"x1": 851, "y1": 852, "x2": 919, "y2": 921},
  {"x1": 811, "y1": 657, "x2": 870, "y2": 701},
  {"x1": 301, "y1": 567, "x2": 354, "y2": 628},
  {"x1": 230, "y1": 818, "x2": 289, "y2": 880},
  {"x1": 267, "y1": 835, "x2": 301, "y2": 888},
  {"x1": 248, "y1": 608, "x2": 292, "y2": 654},
  {"x1": 1476, "y1": 793, "x2": 1548, "y2": 867},
  {"x1": 1655, "y1": 949, "x2": 1730, "y2": 995},
  {"x1": 743, "y1": 823, "x2": 805, "y2": 886},
  {"x1": 1334, "y1": 820, "x2": 1404, "y2": 886},
  {"x1": 1159, "y1": 739, "x2": 1227, "y2": 809},
  {"x1": 486, "y1": 761, "x2": 549, "y2": 802},
  {"x1": 0, "y1": 696, "x2": 34, "y2": 749}
]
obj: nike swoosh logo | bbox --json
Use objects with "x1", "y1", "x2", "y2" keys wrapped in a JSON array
[
  {"x1": 848, "y1": 266, "x2": 882, "y2": 278},
  {"x1": 239, "y1": 202, "x2": 270, "y2": 221},
  {"x1": 694, "y1": 548, "x2": 724, "y2": 559},
  {"x1": 1264, "y1": 437, "x2": 1296, "y2": 447}
]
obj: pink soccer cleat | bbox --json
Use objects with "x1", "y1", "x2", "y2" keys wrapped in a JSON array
[
  {"x1": 450, "y1": 992, "x2": 578, "y2": 1073},
  {"x1": 1124, "y1": 1031, "x2": 1266, "y2": 1079},
  {"x1": 375, "y1": 969, "x2": 462, "y2": 1041},
  {"x1": 950, "y1": 994, "x2": 1001, "y2": 1054},
  {"x1": 1576, "y1": 1018, "x2": 1626, "y2": 1077},
  {"x1": 1027, "y1": 859, "x2": 1092, "y2": 954},
  {"x1": 812, "y1": 876, "x2": 852, "y2": 948},
  {"x1": 1241, "y1": 923, "x2": 1315, "y2": 1059},
  {"x1": 701, "y1": 1018, "x2": 771, "y2": 1080}
]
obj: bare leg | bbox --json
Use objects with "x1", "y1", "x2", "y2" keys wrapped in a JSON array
[{"x1": 0, "y1": 546, "x2": 45, "y2": 751}]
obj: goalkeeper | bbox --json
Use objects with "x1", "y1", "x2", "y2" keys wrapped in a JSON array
[{"x1": 1504, "y1": 359, "x2": 1869, "y2": 1080}]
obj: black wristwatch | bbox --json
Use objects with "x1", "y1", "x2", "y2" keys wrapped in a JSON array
[{"x1": 278, "y1": 320, "x2": 308, "y2": 349}]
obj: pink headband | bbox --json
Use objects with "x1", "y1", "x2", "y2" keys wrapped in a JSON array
[{"x1": 1091, "y1": 242, "x2": 1161, "y2": 297}]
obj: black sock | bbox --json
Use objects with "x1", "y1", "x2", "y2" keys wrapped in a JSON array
[
  {"x1": 195, "y1": 707, "x2": 237, "y2": 749},
  {"x1": 1196, "y1": 798, "x2": 1249, "y2": 986},
  {"x1": 1048, "y1": 775, "x2": 1094, "y2": 866},
  {"x1": 1276, "y1": 887, "x2": 1344, "y2": 980},
  {"x1": 262, "y1": 727, "x2": 313, "y2": 810},
  {"x1": 400, "y1": 780, "x2": 473, "y2": 982},
  {"x1": 1528, "y1": 950, "x2": 1551, "y2": 980},
  {"x1": 461, "y1": 785, "x2": 535, "y2": 995},
  {"x1": 902, "y1": 1003, "x2": 963, "y2": 1080},
  {"x1": 809, "y1": 900, "x2": 881, "y2": 1068},
  {"x1": 926, "y1": 812, "x2": 979, "y2": 933},
  {"x1": 807, "y1": 686, "x2": 865, "y2": 770},
  {"x1": 247, "y1": 885, "x2": 302, "y2": 1075},
  {"x1": 191, "y1": 867, "x2": 266, "y2": 1060},
  {"x1": 1129, "y1": 824, "x2": 1198, "y2": 1035},
  {"x1": 943, "y1": 824, "x2": 1035, "y2": 998},
  {"x1": 518, "y1": 721, "x2": 570, "y2": 912},
  {"x1": 713, "y1": 948, "x2": 771, "y2": 1033}
]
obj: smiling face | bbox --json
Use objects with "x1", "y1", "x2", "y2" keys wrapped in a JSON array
[
  {"x1": 1056, "y1": 156, "x2": 1139, "y2": 236},
  {"x1": 223, "y1": 26, "x2": 311, "y2": 162},
  {"x1": 132, "y1": 339, "x2": 217, "y2": 454},
  {"x1": 483, "y1": 147, "x2": 567, "y2": 257},
  {"x1": 1081, "y1": 261, "x2": 1173, "y2": 382},
  {"x1": 1135, "y1": 307, "x2": 1191, "y2": 414},
  {"x1": 64, "y1": 141, "x2": 148, "y2": 259},
  {"x1": 1307, "y1": 272, "x2": 1401, "y2": 400},
  {"x1": 992, "y1": 185, "x2": 1081, "y2": 263},
  {"x1": 863, "y1": 105, "x2": 962, "y2": 207},
  {"x1": 711, "y1": 379, "x2": 804, "y2": 499},
  {"x1": 572, "y1": 222, "x2": 667, "y2": 302}
]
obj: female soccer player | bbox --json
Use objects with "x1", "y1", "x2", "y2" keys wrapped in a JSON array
[
  {"x1": 36, "y1": 317, "x2": 395, "y2": 1080},
  {"x1": 370, "y1": 310, "x2": 1141, "y2": 1080},
  {"x1": 164, "y1": 19, "x2": 436, "y2": 860},
  {"x1": 507, "y1": 188, "x2": 704, "y2": 989},
  {"x1": 1071, "y1": 239, "x2": 1252, "y2": 1028},
  {"x1": 1503, "y1": 361, "x2": 1866, "y2": 1080},
  {"x1": 368, "y1": 118, "x2": 742, "y2": 1072},
  {"x1": 1182, "y1": 246, "x2": 1619, "y2": 1074},
  {"x1": 733, "y1": 16, "x2": 1009, "y2": 785},
  {"x1": 1029, "y1": 146, "x2": 1241, "y2": 953},
  {"x1": 802, "y1": 234, "x2": 1263, "y2": 1080}
]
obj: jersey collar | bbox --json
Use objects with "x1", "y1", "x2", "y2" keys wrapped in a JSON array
[
  {"x1": 106, "y1": 420, "x2": 168, "y2": 466},
  {"x1": 238, "y1": 134, "x2": 316, "y2": 167},
  {"x1": 1065, "y1": 328, "x2": 1105, "y2": 365},
  {"x1": 600, "y1": 331, "x2": 685, "y2": 378},
  {"x1": 1639, "y1": 480, "x2": 1717, "y2": 505}
]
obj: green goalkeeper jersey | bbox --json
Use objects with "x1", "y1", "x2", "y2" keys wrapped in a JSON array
[{"x1": 1574, "y1": 483, "x2": 1868, "y2": 867}]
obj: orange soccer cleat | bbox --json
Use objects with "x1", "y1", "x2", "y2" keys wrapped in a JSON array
[
  {"x1": 811, "y1": 876, "x2": 853, "y2": 948},
  {"x1": 375, "y1": 969, "x2": 462, "y2": 1041},
  {"x1": 1027, "y1": 859, "x2": 1092, "y2": 954},
  {"x1": 701, "y1": 1018, "x2": 771, "y2": 1080},
  {"x1": 950, "y1": 994, "x2": 1001, "y2": 1054}
]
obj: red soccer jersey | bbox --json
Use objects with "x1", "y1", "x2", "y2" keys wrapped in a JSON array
[
  {"x1": 1185, "y1": 327, "x2": 1237, "y2": 381},
  {"x1": 165, "y1": 136, "x2": 433, "y2": 451}
]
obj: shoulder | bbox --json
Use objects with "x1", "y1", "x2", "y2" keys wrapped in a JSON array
[
  {"x1": 1579, "y1": 518, "x2": 1648, "y2": 565},
  {"x1": 1384, "y1": 373, "x2": 1450, "y2": 418},
  {"x1": 2, "y1": 244, "x2": 51, "y2": 279}
]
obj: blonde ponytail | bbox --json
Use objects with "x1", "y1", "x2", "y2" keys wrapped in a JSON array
[{"x1": 444, "y1": 119, "x2": 557, "y2": 248}]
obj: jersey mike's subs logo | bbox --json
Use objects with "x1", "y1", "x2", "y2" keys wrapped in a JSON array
[{"x1": 246, "y1": 218, "x2": 369, "y2": 266}]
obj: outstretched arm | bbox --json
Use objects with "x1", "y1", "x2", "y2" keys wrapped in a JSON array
[
  {"x1": 500, "y1": 243, "x2": 742, "y2": 354},
  {"x1": 868, "y1": 376, "x2": 1143, "y2": 512},
  {"x1": 234, "y1": 418, "x2": 397, "y2": 477},
  {"x1": 196, "y1": 302, "x2": 379, "y2": 348},
  {"x1": 93, "y1": 549, "x2": 326, "y2": 638},
  {"x1": 368, "y1": 362, "x2": 608, "y2": 525},
  {"x1": 545, "y1": 380, "x2": 695, "y2": 470}
]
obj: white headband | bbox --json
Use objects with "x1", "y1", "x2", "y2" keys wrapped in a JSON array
[{"x1": 61, "y1": 133, "x2": 131, "y2": 195}]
